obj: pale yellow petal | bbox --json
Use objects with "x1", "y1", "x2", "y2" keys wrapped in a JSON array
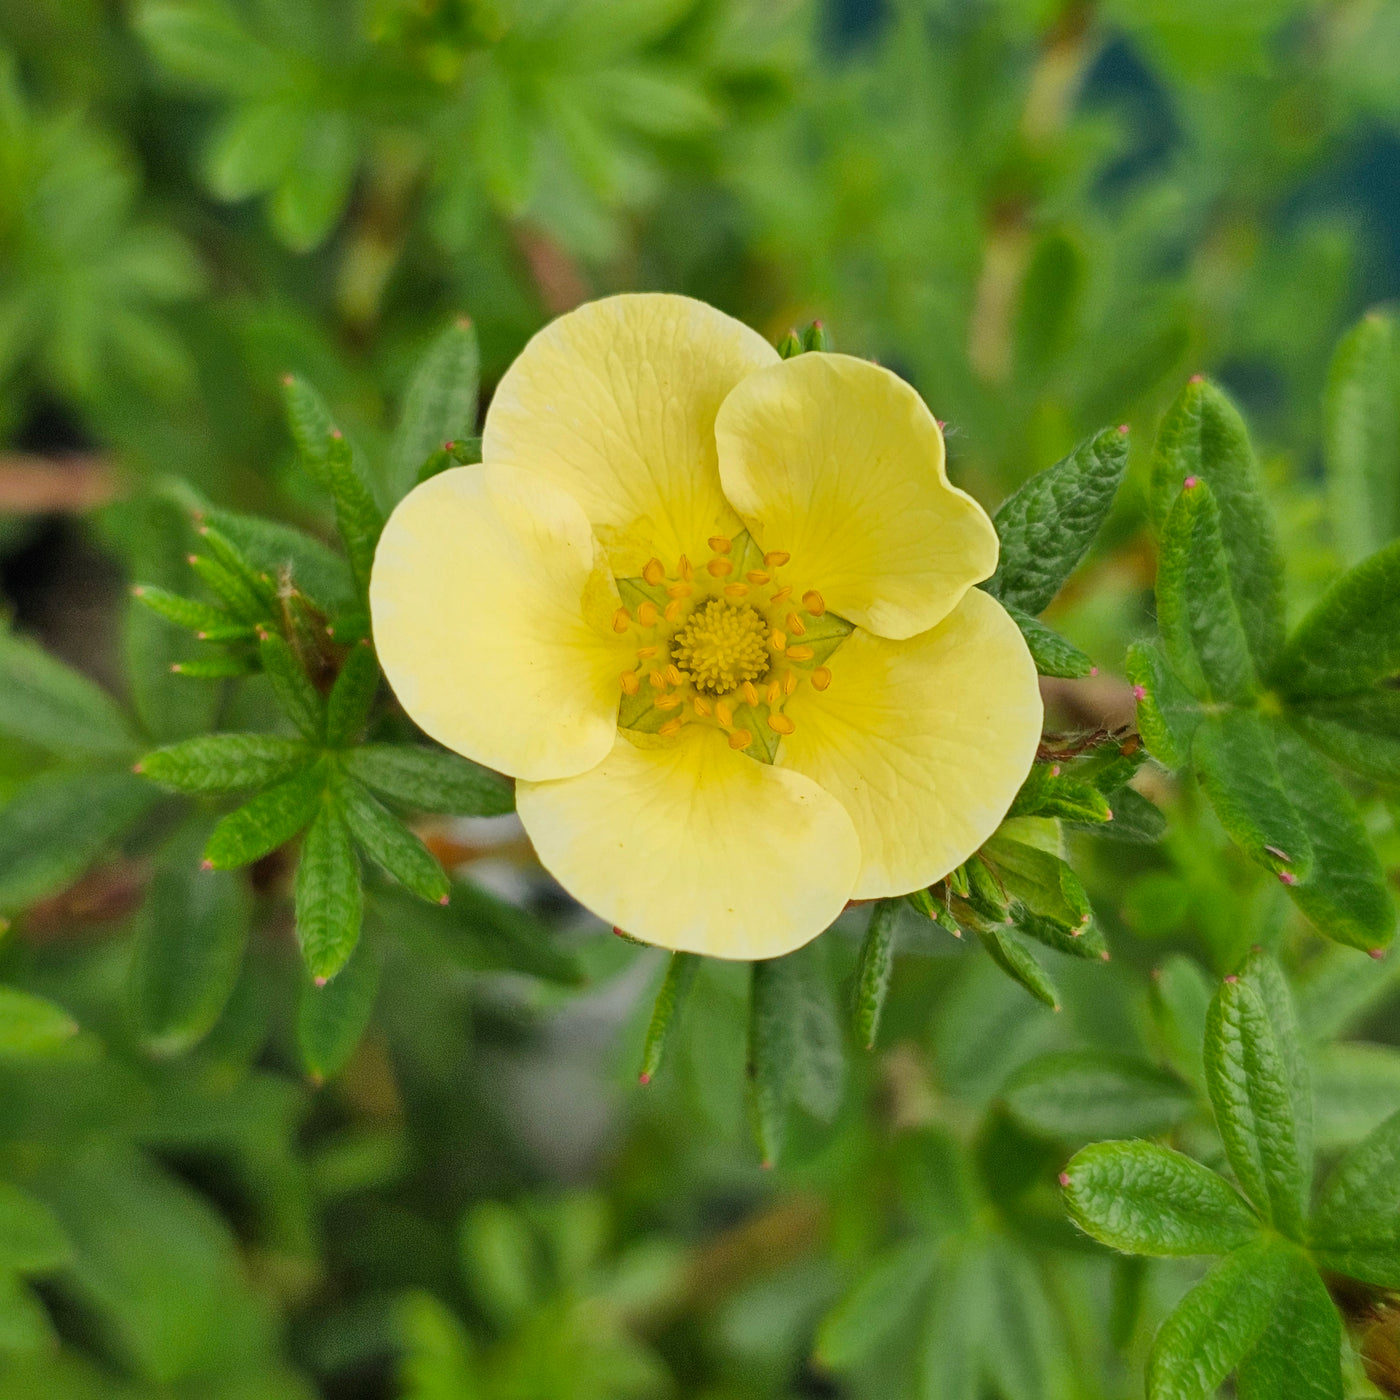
[
  {"x1": 482, "y1": 293, "x2": 779, "y2": 575},
  {"x1": 778, "y1": 588, "x2": 1041, "y2": 898},
  {"x1": 715, "y1": 353, "x2": 999, "y2": 639},
  {"x1": 516, "y1": 726, "x2": 860, "y2": 960},
  {"x1": 370, "y1": 465, "x2": 633, "y2": 782}
]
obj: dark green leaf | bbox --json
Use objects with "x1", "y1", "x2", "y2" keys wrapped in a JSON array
[
  {"x1": 639, "y1": 952, "x2": 699, "y2": 1084},
  {"x1": 1007, "y1": 764, "x2": 1112, "y2": 823},
  {"x1": 1149, "y1": 378, "x2": 1285, "y2": 676},
  {"x1": 325, "y1": 642, "x2": 379, "y2": 746},
  {"x1": 1062, "y1": 1140, "x2": 1259, "y2": 1255},
  {"x1": 338, "y1": 776, "x2": 448, "y2": 904},
  {"x1": 203, "y1": 763, "x2": 326, "y2": 869},
  {"x1": 984, "y1": 835, "x2": 1106, "y2": 959},
  {"x1": 1312, "y1": 1108, "x2": 1400, "y2": 1287},
  {"x1": 0, "y1": 987, "x2": 80, "y2": 1059},
  {"x1": 295, "y1": 797, "x2": 363, "y2": 982},
  {"x1": 205, "y1": 507, "x2": 357, "y2": 619},
  {"x1": 1277, "y1": 539, "x2": 1400, "y2": 698},
  {"x1": 346, "y1": 744, "x2": 513, "y2": 815},
  {"x1": 0, "y1": 1181, "x2": 70, "y2": 1274},
  {"x1": 1235, "y1": 1248, "x2": 1341, "y2": 1400},
  {"x1": 1156, "y1": 480, "x2": 1256, "y2": 703},
  {"x1": 259, "y1": 633, "x2": 324, "y2": 740},
  {"x1": 1290, "y1": 690, "x2": 1400, "y2": 784},
  {"x1": 298, "y1": 940, "x2": 381, "y2": 1082},
  {"x1": 986, "y1": 425, "x2": 1128, "y2": 615},
  {"x1": 1126, "y1": 639, "x2": 1202, "y2": 770},
  {"x1": 391, "y1": 317, "x2": 481, "y2": 506},
  {"x1": 0, "y1": 770, "x2": 157, "y2": 910},
  {"x1": 976, "y1": 925, "x2": 1059, "y2": 1009},
  {"x1": 917, "y1": 1242, "x2": 986, "y2": 1400},
  {"x1": 1090, "y1": 784, "x2": 1167, "y2": 843},
  {"x1": 323, "y1": 432, "x2": 383, "y2": 595},
  {"x1": 853, "y1": 899, "x2": 900, "y2": 1050},
  {"x1": 131, "y1": 585, "x2": 231, "y2": 634},
  {"x1": 1002, "y1": 604, "x2": 1094, "y2": 678},
  {"x1": 1237, "y1": 948, "x2": 1311, "y2": 1183},
  {"x1": 0, "y1": 628, "x2": 136, "y2": 758},
  {"x1": 1005, "y1": 1052, "x2": 1195, "y2": 1140},
  {"x1": 816, "y1": 1239, "x2": 935, "y2": 1370},
  {"x1": 138, "y1": 733, "x2": 312, "y2": 792},
  {"x1": 747, "y1": 958, "x2": 792, "y2": 1169}
]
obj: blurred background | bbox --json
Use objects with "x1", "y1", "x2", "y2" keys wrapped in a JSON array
[{"x1": 1, "y1": 0, "x2": 1399, "y2": 1396}]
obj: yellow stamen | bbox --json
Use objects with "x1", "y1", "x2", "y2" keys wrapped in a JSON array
[
  {"x1": 785, "y1": 611, "x2": 806, "y2": 636},
  {"x1": 786, "y1": 644, "x2": 815, "y2": 662},
  {"x1": 658, "y1": 718, "x2": 684, "y2": 737},
  {"x1": 638, "y1": 645, "x2": 659, "y2": 658},
  {"x1": 746, "y1": 570, "x2": 770, "y2": 585},
  {"x1": 764, "y1": 550, "x2": 790, "y2": 568},
  {"x1": 708, "y1": 535, "x2": 732, "y2": 554},
  {"x1": 742, "y1": 681, "x2": 759, "y2": 706},
  {"x1": 643, "y1": 557, "x2": 665, "y2": 585},
  {"x1": 667, "y1": 582, "x2": 692, "y2": 599},
  {"x1": 724, "y1": 583, "x2": 749, "y2": 599},
  {"x1": 620, "y1": 671, "x2": 640, "y2": 695},
  {"x1": 670, "y1": 599, "x2": 771, "y2": 694},
  {"x1": 770, "y1": 586, "x2": 792, "y2": 605},
  {"x1": 678, "y1": 554, "x2": 692, "y2": 580},
  {"x1": 715, "y1": 700, "x2": 734, "y2": 727},
  {"x1": 784, "y1": 670, "x2": 798, "y2": 695},
  {"x1": 812, "y1": 666, "x2": 832, "y2": 691},
  {"x1": 770, "y1": 629, "x2": 786, "y2": 651},
  {"x1": 693, "y1": 696, "x2": 713, "y2": 717},
  {"x1": 766, "y1": 680, "x2": 782, "y2": 706},
  {"x1": 803, "y1": 590, "x2": 826, "y2": 616},
  {"x1": 664, "y1": 598, "x2": 684, "y2": 623},
  {"x1": 706, "y1": 557, "x2": 733, "y2": 577},
  {"x1": 649, "y1": 670, "x2": 667, "y2": 689},
  {"x1": 729, "y1": 728, "x2": 752, "y2": 750},
  {"x1": 612, "y1": 607, "x2": 631, "y2": 633},
  {"x1": 767, "y1": 713, "x2": 795, "y2": 735},
  {"x1": 655, "y1": 693, "x2": 683, "y2": 710},
  {"x1": 637, "y1": 601, "x2": 660, "y2": 628},
  {"x1": 665, "y1": 663, "x2": 683, "y2": 687}
]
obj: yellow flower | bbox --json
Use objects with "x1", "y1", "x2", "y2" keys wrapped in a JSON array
[{"x1": 371, "y1": 294, "x2": 1042, "y2": 959}]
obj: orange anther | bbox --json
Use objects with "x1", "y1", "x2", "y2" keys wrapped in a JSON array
[
  {"x1": 802, "y1": 590, "x2": 826, "y2": 616},
  {"x1": 742, "y1": 681, "x2": 759, "y2": 706},
  {"x1": 770, "y1": 629, "x2": 786, "y2": 651},
  {"x1": 706, "y1": 557, "x2": 733, "y2": 577},
  {"x1": 658, "y1": 718, "x2": 684, "y2": 737},
  {"x1": 812, "y1": 666, "x2": 832, "y2": 691},
  {"x1": 746, "y1": 570, "x2": 770, "y2": 585},
  {"x1": 766, "y1": 680, "x2": 782, "y2": 706},
  {"x1": 637, "y1": 601, "x2": 660, "y2": 628},
  {"x1": 620, "y1": 671, "x2": 640, "y2": 695},
  {"x1": 637, "y1": 645, "x2": 659, "y2": 658},
  {"x1": 678, "y1": 554, "x2": 692, "y2": 580},
  {"x1": 786, "y1": 611, "x2": 806, "y2": 636},
  {"x1": 693, "y1": 696, "x2": 713, "y2": 717},
  {"x1": 767, "y1": 713, "x2": 795, "y2": 735},
  {"x1": 708, "y1": 535, "x2": 732, "y2": 553},
  {"x1": 666, "y1": 663, "x2": 683, "y2": 686},
  {"x1": 784, "y1": 670, "x2": 798, "y2": 694},
  {"x1": 728, "y1": 729, "x2": 753, "y2": 750},
  {"x1": 786, "y1": 644, "x2": 814, "y2": 662},
  {"x1": 643, "y1": 557, "x2": 665, "y2": 585},
  {"x1": 667, "y1": 581, "x2": 693, "y2": 599},
  {"x1": 612, "y1": 608, "x2": 631, "y2": 633},
  {"x1": 649, "y1": 670, "x2": 667, "y2": 689},
  {"x1": 664, "y1": 598, "x2": 684, "y2": 623},
  {"x1": 770, "y1": 586, "x2": 792, "y2": 605},
  {"x1": 715, "y1": 700, "x2": 734, "y2": 727},
  {"x1": 655, "y1": 693, "x2": 683, "y2": 710},
  {"x1": 764, "y1": 550, "x2": 791, "y2": 568},
  {"x1": 724, "y1": 583, "x2": 749, "y2": 599}
]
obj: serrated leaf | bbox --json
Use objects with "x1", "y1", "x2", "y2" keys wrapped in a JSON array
[
  {"x1": 128, "y1": 835, "x2": 250, "y2": 1056},
  {"x1": 1204, "y1": 977, "x2": 1306, "y2": 1236},
  {"x1": 1277, "y1": 539, "x2": 1400, "y2": 699},
  {"x1": 0, "y1": 987, "x2": 80, "y2": 1059},
  {"x1": 0, "y1": 629, "x2": 136, "y2": 758},
  {"x1": 639, "y1": 952, "x2": 698, "y2": 1084},
  {"x1": 1157, "y1": 480, "x2": 1257, "y2": 703},
  {"x1": 205, "y1": 507, "x2": 357, "y2": 619},
  {"x1": 280, "y1": 374, "x2": 338, "y2": 489},
  {"x1": 259, "y1": 633, "x2": 325, "y2": 740},
  {"x1": 1146, "y1": 1237, "x2": 1292, "y2": 1400},
  {"x1": 1235, "y1": 1248, "x2": 1341, "y2": 1400},
  {"x1": 131, "y1": 585, "x2": 230, "y2": 634},
  {"x1": 983, "y1": 835, "x2": 1105, "y2": 959},
  {"x1": 295, "y1": 798, "x2": 362, "y2": 981},
  {"x1": 1062, "y1": 1140, "x2": 1258, "y2": 1256},
  {"x1": 0, "y1": 1181, "x2": 69, "y2": 1274},
  {"x1": 346, "y1": 744, "x2": 514, "y2": 815},
  {"x1": 0, "y1": 771, "x2": 157, "y2": 910},
  {"x1": 1312, "y1": 1108, "x2": 1400, "y2": 1287},
  {"x1": 1126, "y1": 639, "x2": 1202, "y2": 770},
  {"x1": 976, "y1": 925, "x2": 1059, "y2": 1009},
  {"x1": 1324, "y1": 309, "x2": 1400, "y2": 566},
  {"x1": 390, "y1": 317, "x2": 481, "y2": 507},
  {"x1": 203, "y1": 763, "x2": 325, "y2": 869},
  {"x1": 169, "y1": 653, "x2": 259, "y2": 680},
  {"x1": 338, "y1": 777, "x2": 448, "y2": 904},
  {"x1": 1007, "y1": 764, "x2": 1112, "y2": 823},
  {"x1": 816, "y1": 1238, "x2": 935, "y2": 1370},
  {"x1": 1193, "y1": 710, "x2": 1311, "y2": 879},
  {"x1": 323, "y1": 432, "x2": 383, "y2": 595},
  {"x1": 325, "y1": 642, "x2": 379, "y2": 747},
  {"x1": 1005, "y1": 1052, "x2": 1195, "y2": 1140},
  {"x1": 853, "y1": 899, "x2": 900, "y2": 1051},
  {"x1": 297, "y1": 940, "x2": 381, "y2": 1082},
  {"x1": 138, "y1": 733, "x2": 312, "y2": 792},
  {"x1": 1001, "y1": 604, "x2": 1094, "y2": 678},
  {"x1": 1290, "y1": 690, "x2": 1400, "y2": 784},
  {"x1": 1090, "y1": 784, "x2": 1167, "y2": 843},
  {"x1": 986, "y1": 425, "x2": 1128, "y2": 614},
  {"x1": 1149, "y1": 378, "x2": 1285, "y2": 676}
]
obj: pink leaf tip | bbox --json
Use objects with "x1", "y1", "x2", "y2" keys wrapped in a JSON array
[
  {"x1": 1090, "y1": 666, "x2": 1099, "y2": 676},
  {"x1": 1058, "y1": 1172, "x2": 1071, "y2": 1187},
  {"x1": 131, "y1": 585, "x2": 145, "y2": 597},
  {"x1": 1117, "y1": 424, "x2": 1130, "y2": 434},
  {"x1": 1188, "y1": 372, "x2": 1205, "y2": 384},
  {"x1": 1370, "y1": 948, "x2": 1387, "y2": 961},
  {"x1": 1105, "y1": 809, "x2": 1114, "y2": 820},
  {"x1": 443, "y1": 440, "x2": 454, "y2": 451},
  {"x1": 1132, "y1": 684, "x2": 1147, "y2": 701},
  {"x1": 438, "y1": 894, "x2": 450, "y2": 906},
  {"x1": 132, "y1": 761, "x2": 144, "y2": 774},
  {"x1": 1050, "y1": 764, "x2": 1061, "y2": 777},
  {"x1": 1278, "y1": 871, "x2": 1298, "y2": 886},
  {"x1": 281, "y1": 373, "x2": 294, "y2": 386},
  {"x1": 330, "y1": 428, "x2": 344, "y2": 440},
  {"x1": 199, "y1": 859, "x2": 213, "y2": 871},
  {"x1": 1183, "y1": 475, "x2": 1199, "y2": 490},
  {"x1": 760, "y1": 1159, "x2": 774, "y2": 1171},
  {"x1": 313, "y1": 975, "x2": 328, "y2": 988},
  {"x1": 1224, "y1": 974, "x2": 1239, "y2": 984},
  {"x1": 638, "y1": 1072, "x2": 651, "y2": 1085},
  {"x1": 1100, "y1": 950, "x2": 1111, "y2": 961}
]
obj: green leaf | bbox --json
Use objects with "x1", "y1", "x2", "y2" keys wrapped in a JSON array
[
  {"x1": 135, "y1": 0, "x2": 282, "y2": 94},
  {"x1": 397, "y1": 1289, "x2": 481, "y2": 1400},
  {"x1": 1156, "y1": 480, "x2": 1256, "y2": 703},
  {"x1": 204, "y1": 98, "x2": 300, "y2": 200},
  {"x1": 1193, "y1": 711, "x2": 1311, "y2": 879},
  {"x1": 639, "y1": 952, "x2": 699, "y2": 1084},
  {"x1": 0, "y1": 1182, "x2": 69, "y2": 1274},
  {"x1": 191, "y1": 523, "x2": 278, "y2": 617},
  {"x1": 1007, "y1": 764, "x2": 1112, "y2": 824},
  {"x1": 816, "y1": 1238, "x2": 935, "y2": 1370},
  {"x1": 853, "y1": 899, "x2": 900, "y2": 1051},
  {"x1": 205, "y1": 507, "x2": 357, "y2": 619},
  {"x1": 1149, "y1": 378, "x2": 1285, "y2": 675},
  {"x1": 0, "y1": 987, "x2": 80, "y2": 1059},
  {"x1": 986, "y1": 425, "x2": 1128, "y2": 615},
  {"x1": 338, "y1": 777, "x2": 449, "y2": 905},
  {"x1": 1275, "y1": 727, "x2": 1394, "y2": 951},
  {"x1": 1204, "y1": 976, "x2": 1306, "y2": 1236},
  {"x1": 1312, "y1": 1107, "x2": 1400, "y2": 1287},
  {"x1": 1001, "y1": 604, "x2": 1094, "y2": 678},
  {"x1": 0, "y1": 628, "x2": 136, "y2": 758},
  {"x1": 1127, "y1": 639, "x2": 1202, "y2": 770},
  {"x1": 259, "y1": 633, "x2": 324, "y2": 740},
  {"x1": 137, "y1": 733, "x2": 313, "y2": 792},
  {"x1": 297, "y1": 940, "x2": 381, "y2": 1082},
  {"x1": 983, "y1": 835, "x2": 1106, "y2": 959},
  {"x1": 294, "y1": 797, "x2": 363, "y2": 982},
  {"x1": 976, "y1": 925, "x2": 1059, "y2": 1009},
  {"x1": 1277, "y1": 539, "x2": 1400, "y2": 698},
  {"x1": 1004, "y1": 1052, "x2": 1195, "y2": 1140},
  {"x1": 0, "y1": 771, "x2": 157, "y2": 910},
  {"x1": 390, "y1": 317, "x2": 481, "y2": 507},
  {"x1": 1146, "y1": 1237, "x2": 1292, "y2": 1400},
  {"x1": 460, "y1": 1200, "x2": 537, "y2": 1329},
  {"x1": 131, "y1": 584, "x2": 231, "y2": 635},
  {"x1": 129, "y1": 834, "x2": 250, "y2": 1056},
  {"x1": 917, "y1": 1241, "x2": 987, "y2": 1400},
  {"x1": 1062, "y1": 1140, "x2": 1258, "y2": 1256},
  {"x1": 325, "y1": 642, "x2": 379, "y2": 747},
  {"x1": 346, "y1": 744, "x2": 514, "y2": 815},
  {"x1": 1237, "y1": 948, "x2": 1311, "y2": 1180},
  {"x1": 1324, "y1": 309, "x2": 1400, "y2": 566},
  {"x1": 280, "y1": 374, "x2": 339, "y2": 487},
  {"x1": 1289, "y1": 690, "x2": 1400, "y2": 784},
  {"x1": 0, "y1": 1274, "x2": 57, "y2": 1353},
  {"x1": 269, "y1": 112, "x2": 357, "y2": 253},
  {"x1": 1312, "y1": 1042, "x2": 1400, "y2": 1152},
  {"x1": 323, "y1": 432, "x2": 383, "y2": 596},
  {"x1": 202, "y1": 763, "x2": 326, "y2": 869},
  {"x1": 1235, "y1": 1248, "x2": 1341, "y2": 1400}
]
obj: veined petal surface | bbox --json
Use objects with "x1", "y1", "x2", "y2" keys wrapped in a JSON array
[
  {"x1": 516, "y1": 727, "x2": 861, "y2": 959},
  {"x1": 778, "y1": 588, "x2": 1041, "y2": 898},
  {"x1": 370, "y1": 465, "x2": 632, "y2": 782},
  {"x1": 482, "y1": 293, "x2": 779, "y2": 576},
  {"x1": 716, "y1": 353, "x2": 999, "y2": 639}
]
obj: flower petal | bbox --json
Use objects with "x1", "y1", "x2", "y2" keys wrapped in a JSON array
[
  {"x1": 370, "y1": 465, "x2": 632, "y2": 782},
  {"x1": 778, "y1": 588, "x2": 1042, "y2": 898},
  {"x1": 482, "y1": 293, "x2": 779, "y2": 576},
  {"x1": 716, "y1": 353, "x2": 999, "y2": 639},
  {"x1": 516, "y1": 727, "x2": 861, "y2": 960}
]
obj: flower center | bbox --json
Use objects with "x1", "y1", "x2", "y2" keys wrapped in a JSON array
[{"x1": 670, "y1": 598, "x2": 770, "y2": 694}]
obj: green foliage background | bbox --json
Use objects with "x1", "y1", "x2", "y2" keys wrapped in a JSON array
[{"x1": 0, "y1": 0, "x2": 1399, "y2": 1396}]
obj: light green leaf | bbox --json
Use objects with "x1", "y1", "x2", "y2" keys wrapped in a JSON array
[
  {"x1": 203, "y1": 763, "x2": 325, "y2": 869},
  {"x1": 639, "y1": 952, "x2": 698, "y2": 1084},
  {"x1": 1001, "y1": 604, "x2": 1094, "y2": 678},
  {"x1": 346, "y1": 744, "x2": 514, "y2": 816},
  {"x1": 397, "y1": 1290, "x2": 481, "y2": 1400},
  {"x1": 983, "y1": 835, "x2": 1105, "y2": 959},
  {"x1": 0, "y1": 1182, "x2": 70, "y2": 1274},
  {"x1": 0, "y1": 1274, "x2": 56, "y2": 1353},
  {"x1": 986, "y1": 425, "x2": 1128, "y2": 615},
  {"x1": 294, "y1": 797, "x2": 363, "y2": 982},
  {"x1": 135, "y1": 0, "x2": 282, "y2": 95},
  {"x1": 322, "y1": 433, "x2": 383, "y2": 596},
  {"x1": 460, "y1": 1201, "x2": 537, "y2": 1329},
  {"x1": 204, "y1": 99, "x2": 301, "y2": 200},
  {"x1": 1235, "y1": 1248, "x2": 1341, "y2": 1400},
  {"x1": 1237, "y1": 948, "x2": 1311, "y2": 1183},
  {"x1": 0, "y1": 629, "x2": 136, "y2": 758},
  {"x1": 1126, "y1": 639, "x2": 1202, "y2": 770},
  {"x1": 1312, "y1": 1042, "x2": 1400, "y2": 1153},
  {"x1": 917, "y1": 1241, "x2": 986, "y2": 1400},
  {"x1": 0, "y1": 988, "x2": 80, "y2": 1060},
  {"x1": 747, "y1": 959, "x2": 794, "y2": 1167},
  {"x1": 390, "y1": 317, "x2": 481, "y2": 507},
  {"x1": 338, "y1": 777, "x2": 449, "y2": 905},
  {"x1": 1146, "y1": 1237, "x2": 1292, "y2": 1400},
  {"x1": 816, "y1": 1238, "x2": 935, "y2": 1370},
  {"x1": 297, "y1": 940, "x2": 381, "y2": 1083},
  {"x1": 138, "y1": 733, "x2": 313, "y2": 792},
  {"x1": 1007, "y1": 764, "x2": 1111, "y2": 823},
  {"x1": 1004, "y1": 1052, "x2": 1195, "y2": 1140},
  {"x1": 853, "y1": 899, "x2": 900, "y2": 1051},
  {"x1": 1312, "y1": 1107, "x2": 1400, "y2": 1288},
  {"x1": 269, "y1": 112, "x2": 357, "y2": 252}
]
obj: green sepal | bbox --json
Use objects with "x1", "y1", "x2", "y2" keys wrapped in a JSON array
[
  {"x1": 976, "y1": 925, "x2": 1059, "y2": 1010},
  {"x1": 1007, "y1": 764, "x2": 1111, "y2": 824}
]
